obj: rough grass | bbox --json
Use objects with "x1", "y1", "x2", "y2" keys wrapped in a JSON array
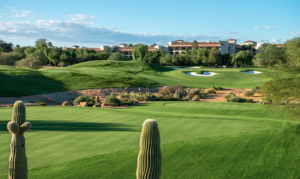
[
  {"x1": 0, "y1": 61, "x2": 272, "y2": 97},
  {"x1": 0, "y1": 101, "x2": 295, "y2": 179}
]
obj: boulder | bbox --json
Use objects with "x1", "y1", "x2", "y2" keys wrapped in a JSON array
[
  {"x1": 62, "y1": 101, "x2": 72, "y2": 106},
  {"x1": 79, "y1": 102, "x2": 88, "y2": 107}
]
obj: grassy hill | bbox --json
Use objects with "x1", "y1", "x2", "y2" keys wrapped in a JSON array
[
  {"x1": 0, "y1": 60, "x2": 273, "y2": 97},
  {"x1": 1, "y1": 102, "x2": 298, "y2": 178}
]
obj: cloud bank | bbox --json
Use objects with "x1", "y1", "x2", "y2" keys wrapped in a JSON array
[{"x1": 0, "y1": 19, "x2": 226, "y2": 46}]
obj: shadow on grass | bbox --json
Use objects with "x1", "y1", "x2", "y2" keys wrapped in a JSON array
[{"x1": 0, "y1": 120, "x2": 138, "y2": 132}]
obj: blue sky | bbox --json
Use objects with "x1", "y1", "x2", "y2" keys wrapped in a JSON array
[{"x1": 0, "y1": 0, "x2": 299, "y2": 47}]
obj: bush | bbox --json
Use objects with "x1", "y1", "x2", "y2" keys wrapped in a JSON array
[
  {"x1": 224, "y1": 93, "x2": 236, "y2": 99},
  {"x1": 213, "y1": 86, "x2": 223, "y2": 91},
  {"x1": 260, "y1": 97, "x2": 271, "y2": 105},
  {"x1": 198, "y1": 92, "x2": 207, "y2": 99},
  {"x1": 107, "y1": 53, "x2": 130, "y2": 61},
  {"x1": 121, "y1": 98, "x2": 135, "y2": 105},
  {"x1": 15, "y1": 57, "x2": 42, "y2": 69},
  {"x1": 104, "y1": 93, "x2": 121, "y2": 106},
  {"x1": 174, "y1": 90, "x2": 187, "y2": 98},
  {"x1": 120, "y1": 93, "x2": 129, "y2": 98},
  {"x1": 58, "y1": 61, "x2": 66, "y2": 67},
  {"x1": 35, "y1": 102, "x2": 47, "y2": 106},
  {"x1": 129, "y1": 92, "x2": 157, "y2": 101},
  {"x1": 206, "y1": 89, "x2": 216, "y2": 94},
  {"x1": 192, "y1": 96, "x2": 200, "y2": 101},
  {"x1": 90, "y1": 96, "x2": 95, "y2": 100},
  {"x1": 242, "y1": 90, "x2": 255, "y2": 97},
  {"x1": 0, "y1": 52, "x2": 24, "y2": 66},
  {"x1": 187, "y1": 88, "x2": 203, "y2": 95},
  {"x1": 227, "y1": 97, "x2": 247, "y2": 102},
  {"x1": 247, "y1": 98, "x2": 254, "y2": 103},
  {"x1": 159, "y1": 84, "x2": 186, "y2": 96},
  {"x1": 74, "y1": 96, "x2": 95, "y2": 106}
]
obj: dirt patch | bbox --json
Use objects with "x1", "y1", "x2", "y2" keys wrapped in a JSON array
[{"x1": 0, "y1": 87, "x2": 262, "y2": 107}]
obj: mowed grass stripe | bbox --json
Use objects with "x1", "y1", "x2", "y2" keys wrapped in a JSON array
[{"x1": 0, "y1": 102, "x2": 277, "y2": 174}]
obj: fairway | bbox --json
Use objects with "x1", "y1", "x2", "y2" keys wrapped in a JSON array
[
  {"x1": 1, "y1": 102, "x2": 298, "y2": 179},
  {"x1": 0, "y1": 61, "x2": 273, "y2": 97}
]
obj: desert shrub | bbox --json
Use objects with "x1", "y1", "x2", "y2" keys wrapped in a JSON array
[
  {"x1": 242, "y1": 90, "x2": 255, "y2": 97},
  {"x1": 215, "y1": 87, "x2": 223, "y2": 91},
  {"x1": 206, "y1": 89, "x2": 216, "y2": 94},
  {"x1": 107, "y1": 53, "x2": 130, "y2": 61},
  {"x1": 198, "y1": 92, "x2": 207, "y2": 99},
  {"x1": 35, "y1": 102, "x2": 47, "y2": 106},
  {"x1": 15, "y1": 57, "x2": 42, "y2": 69},
  {"x1": 224, "y1": 93, "x2": 236, "y2": 99},
  {"x1": 227, "y1": 97, "x2": 247, "y2": 102},
  {"x1": 121, "y1": 98, "x2": 135, "y2": 105},
  {"x1": 120, "y1": 93, "x2": 129, "y2": 98},
  {"x1": 255, "y1": 86, "x2": 260, "y2": 90},
  {"x1": 90, "y1": 96, "x2": 95, "y2": 100},
  {"x1": 182, "y1": 97, "x2": 190, "y2": 101},
  {"x1": 192, "y1": 96, "x2": 200, "y2": 101},
  {"x1": 159, "y1": 84, "x2": 187, "y2": 96},
  {"x1": 129, "y1": 92, "x2": 157, "y2": 101},
  {"x1": 260, "y1": 97, "x2": 272, "y2": 105},
  {"x1": 174, "y1": 90, "x2": 187, "y2": 98},
  {"x1": 74, "y1": 96, "x2": 95, "y2": 106},
  {"x1": 104, "y1": 93, "x2": 121, "y2": 106},
  {"x1": 0, "y1": 52, "x2": 24, "y2": 66},
  {"x1": 247, "y1": 98, "x2": 254, "y2": 103},
  {"x1": 187, "y1": 88, "x2": 203, "y2": 95}
]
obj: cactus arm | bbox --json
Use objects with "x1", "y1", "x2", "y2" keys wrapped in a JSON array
[
  {"x1": 7, "y1": 121, "x2": 20, "y2": 135},
  {"x1": 20, "y1": 122, "x2": 31, "y2": 133}
]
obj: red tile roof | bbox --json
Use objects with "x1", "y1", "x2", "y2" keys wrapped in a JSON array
[
  {"x1": 244, "y1": 40, "x2": 255, "y2": 43},
  {"x1": 168, "y1": 42, "x2": 221, "y2": 48},
  {"x1": 227, "y1": 39, "x2": 236, "y2": 41},
  {"x1": 113, "y1": 47, "x2": 157, "y2": 52}
]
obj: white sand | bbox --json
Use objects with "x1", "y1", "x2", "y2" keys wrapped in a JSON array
[
  {"x1": 172, "y1": 67, "x2": 201, "y2": 70},
  {"x1": 242, "y1": 71, "x2": 262, "y2": 74},
  {"x1": 186, "y1": 72, "x2": 218, "y2": 77}
]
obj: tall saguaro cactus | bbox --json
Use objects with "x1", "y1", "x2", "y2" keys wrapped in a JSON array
[
  {"x1": 136, "y1": 119, "x2": 162, "y2": 179},
  {"x1": 7, "y1": 101, "x2": 31, "y2": 179}
]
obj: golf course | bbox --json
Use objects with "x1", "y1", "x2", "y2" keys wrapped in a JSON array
[{"x1": 0, "y1": 60, "x2": 297, "y2": 178}]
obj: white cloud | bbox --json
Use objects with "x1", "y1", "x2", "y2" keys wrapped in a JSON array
[
  {"x1": 0, "y1": 19, "x2": 225, "y2": 46},
  {"x1": 253, "y1": 26, "x2": 259, "y2": 29},
  {"x1": 10, "y1": 10, "x2": 32, "y2": 18},
  {"x1": 107, "y1": 27, "x2": 123, "y2": 31},
  {"x1": 290, "y1": 31, "x2": 300, "y2": 36},
  {"x1": 265, "y1": 26, "x2": 277, "y2": 29},
  {"x1": 70, "y1": 14, "x2": 95, "y2": 21}
]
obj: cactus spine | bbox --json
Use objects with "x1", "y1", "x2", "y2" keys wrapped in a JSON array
[
  {"x1": 7, "y1": 101, "x2": 31, "y2": 179},
  {"x1": 136, "y1": 119, "x2": 162, "y2": 179}
]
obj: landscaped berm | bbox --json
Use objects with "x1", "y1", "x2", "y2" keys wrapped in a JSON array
[{"x1": 0, "y1": 60, "x2": 298, "y2": 179}]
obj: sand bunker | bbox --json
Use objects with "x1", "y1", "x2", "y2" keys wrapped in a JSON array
[
  {"x1": 173, "y1": 67, "x2": 201, "y2": 70},
  {"x1": 242, "y1": 71, "x2": 262, "y2": 74},
  {"x1": 186, "y1": 72, "x2": 218, "y2": 77}
]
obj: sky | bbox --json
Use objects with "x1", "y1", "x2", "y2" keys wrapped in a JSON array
[{"x1": 0, "y1": 0, "x2": 299, "y2": 48}]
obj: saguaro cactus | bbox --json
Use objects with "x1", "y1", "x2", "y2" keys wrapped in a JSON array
[
  {"x1": 7, "y1": 101, "x2": 31, "y2": 179},
  {"x1": 136, "y1": 119, "x2": 162, "y2": 179}
]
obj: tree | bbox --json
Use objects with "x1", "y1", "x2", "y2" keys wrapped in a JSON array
[
  {"x1": 196, "y1": 48, "x2": 209, "y2": 65},
  {"x1": 132, "y1": 44, "x2": 148, "y2": 61},
  {"x1": 107, "y1": 53, "x2": 129, "y2": 61},
  {"x1": 240, "y1": 44, "x2": 253, "y2": 51},
  {"x1": 60, "y1": 53, "x2": 69, "y2": 62},
  {"x1": 160, "y1": 54, "x2": 173, "y2": 65},
  {"x1": 253, "y1": 44, "x2": 281, "y2": 70},
  {"x1": 47, "y1": 42, "x2": 53, "y2": 47},
  {"x1": 259, "y1": 37, "x2": 300, "y2": 120},
  {"x1": 128, "y1": 44, "x2": 133, "y2": 47},
  {"x1": 208, "y1": 48, "x2": 221, "y2": 67},
  {"x1": 0, "y1": 40, "x2": 13, "y2": 52},
  {"x1": 231, "y1": 50, "x2": 253, "y2": 67},
  {"x1": 104, "y1": 47, "x2": 110, "y2": 54},
  {"x1": 192, "y1": 40, "x2": 198, "y2": 57},
  {"x1": 150, "y1": 43, "x2": 156, "y2": 47}
]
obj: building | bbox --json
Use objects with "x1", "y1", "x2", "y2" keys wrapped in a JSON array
[{"x1": 168, "y1": 39, "x2": 237, "y2": 55}]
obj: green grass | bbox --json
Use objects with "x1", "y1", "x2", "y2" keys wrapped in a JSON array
[
  {"x1": 1, "y1": 101, "x2": 298, "y2": 178},
  {"x1": 0, "y1": 60, "x2": 273, "y2": 97}
]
